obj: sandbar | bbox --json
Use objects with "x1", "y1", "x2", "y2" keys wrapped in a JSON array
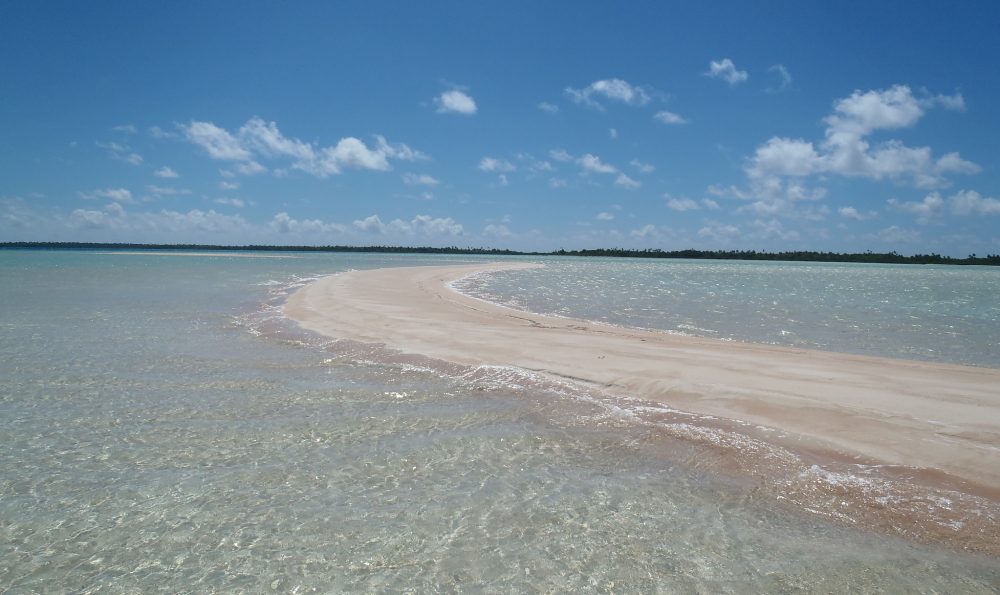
[{"x1": 285, "y1": 262, "x2": 1000, "y2": 494}]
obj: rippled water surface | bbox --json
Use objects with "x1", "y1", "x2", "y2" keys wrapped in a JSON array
[
  {"x1": 455, "y1": 257, "x2": 1000, "y2": 367},
  {"x1": 1, "y1": 251, "x2": 997, "y2": 592}
]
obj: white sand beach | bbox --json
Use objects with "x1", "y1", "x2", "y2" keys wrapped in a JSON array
[{"x1": 285, "y1": 262, "x2": 1000, "y2": 496}]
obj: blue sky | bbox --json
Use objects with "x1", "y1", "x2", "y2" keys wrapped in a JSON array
[{"x1": 2, "y1": 1, "x2": 999, "y2": 254}]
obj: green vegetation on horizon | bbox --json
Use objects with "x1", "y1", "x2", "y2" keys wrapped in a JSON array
[{"x1": 2, "y1": 242, "x2": 999, "y2": 266}]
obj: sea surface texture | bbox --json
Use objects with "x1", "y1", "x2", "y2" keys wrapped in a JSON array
[
  {"x1": 0, "y1": 250, "x2": 997, "y2": 592},
  {"x1": 454, "y1": 257, "x2": 1000, "y2": 367}
]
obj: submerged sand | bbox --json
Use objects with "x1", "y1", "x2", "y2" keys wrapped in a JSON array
[{"x1": 285, "y1": 262, "x2": 1000, "y2": 497}]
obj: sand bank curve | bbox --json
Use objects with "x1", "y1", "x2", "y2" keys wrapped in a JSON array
[{"x1": 284, "y1": 262, "x2": 1000, "y2": 494}]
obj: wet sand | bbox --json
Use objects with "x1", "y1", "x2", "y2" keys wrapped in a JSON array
[{"x1": 284, "y1": 262, "x2": 1000, "y2": 497}]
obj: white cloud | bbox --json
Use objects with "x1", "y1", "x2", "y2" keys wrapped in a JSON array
[
  {"x1": 887, "y1": 193, "x2": 944, "y2": 224},
  {"x1": 537, "y1": 102, "x2": 559, "y2": 113},
  {"x1": 948, "y1": 189, "x2": 1000, "y2": 215},
  {"x1": 577, "y1": 153, "x2": 617, "y2": 174},
  {"x1": 516, "y1": 153, "x2": 553, "y2": 173},
  {"x1": 182, "y1": 121, "x2": 253, "y2": 160},
  {"x1": 745, "y1": 85, "x2": 979, "y2": 192},
  {"x1": 402, "y1": 172, "x2": 440, "y2": 186},
  {"x1": 271, "y1": 212, "x2": 345, "y2": 234},
  {"x1": 182, "y1": 117, "x2": 424, "y2": 178},
  {"x1": 630, "y1": 159, "x2": 655, "y2": 174},
  {"x1": 876, "y1": 225, "x2": 920, "y2": 244},
  {"x1": 79, "y1": 188, "x2": 134, "y2": 203},
  {"x1": 549, "y1": 148, "x2": 573, "y2": 162},
  {"x1": 148, "y1": 126, "x2": 178, "y2": 139},
  {"x1": 219, "y1": 180, "x2": 239, "y2": 190},
  {"x1": 549, "y1": 178, "x2": 568, "y2": 188},
  {"x1": 630, "y1": 224, "x2": 658, "y2": 239},
  {"x1": 497, "y1": 174, "x2": 509, "y2": 186},
  {"x1": 483, "y1": 223, "x2": 512, "y2": 238},
  {"x1": 614, "y1": 173, "x2": 641, "y2": 189},
  {"x1": 214, "y1": 197, "x2": 246, "y2": 208},
  {"x1": 609, "y1": 128, "x2": 618, "y2": 139},
  {"x1": 235, "y1": 160, "x2": 267, "y2": 176},
  {"x1": 565, "y1": 78, "x2": 651, "y2": 109},
  {"x1": 69, "y1": 203, "x2": 252, "y2": 236},
  {"x1": 146, "y1": 185, "x2": 190, "y2": 197},
  {"x1": 435, "y1": 89, "x2": 477, "y2": 115},
  {"x1": 701, "y1": 198, "x2": 720, "y2": 210},
  {"x1": 478, "y1": 157, "x2": 516, "y2": 173},
  {"x1": 596, "y1": 212, "x2": 615, "y2": 221},
  {"x1": 154, "y1": 166, "x2": 178, "y2": 178},
  {"x1": 353, "y1": 214, "x2": 386, "y2": 233},
  {"x1": 838, "y1": 206, "x2": 877, "y2": 221},
  {"x1": 697, "y1": 222, "x2": 742, "y2": 243},
  {"x1": 751, "y1": 218, "x2": 799, "y2": 241},
  {"x1": 705, "y1": 58, "x2": 748, "y2": 85},
  {"x1": 767, "y1": 64, "x2": 792, "y2": 92},
  {"x1": 666, "y1": 196, "x2": 699, "y2": 211},
  {"x1": 653, "y1": 111, "x2": 687, "y2": 125},
  {"x1": 113, "y1": 124, "x2": 137, "y2": 134},
  {"x1": 391, "y1": 215, "x2": 465, "y2": 237},
  {"x1": 893, "y1": 189, "x2": 1000, "y2": 221}
]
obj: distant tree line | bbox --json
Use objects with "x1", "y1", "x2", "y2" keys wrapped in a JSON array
[{"x1": 2, "y1": 242, "x2": 999, "y2": 266}]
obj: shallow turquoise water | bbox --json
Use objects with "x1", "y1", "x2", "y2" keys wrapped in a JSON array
[
  {"x1": 456, "y1": 257, "x2": 1000, "y2": 367},
  {"x1": 0, "y1": 251, "x2": 997, "y2": 592}
]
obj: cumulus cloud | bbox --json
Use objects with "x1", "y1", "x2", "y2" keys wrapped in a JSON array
[
  {"x1": 697, "y1": 222, "x2": 742, "y2": 243},
  {"x1": 549, "y1": 148, "x2": 573, "y2": 162},
  {"x1": 630, "y1": 224, "x2": 658, "y2": 240},
  {"x1": 353, "y1": 214, "x2": 464, "y2": 237},
  {"x1": 948, "y1": 189, "x2": 1000, "y2": 215},
  {"x1": 219, "y1": 180, "x2": 239, "y2": 190},
  {"x1": 435, "y1": 89, "x2": 477, "y2": 115},
  {"x1": 270, "y1": 212, "x2": 346, "y2": 234},
  {"x1": 181, "y1": 117, "x2": 424, "y2": 178},
  {"x1": 705, "y1": 58, "x2": 748, "y2": 85},
  {"x1": 666, "y1": 196, "x2": 699, "y2": 211},
  {"x1": 68, "y1": 202, "x2": 252, "y2": 237},
  {"x1": 79, "y1": 188, "x2": 134, "y2": 203},
  {"x1": 145, "y1": 185, "x2": 190, "y2": 197},
  {"x1": 742, "y1": 85, "x2": 979, "y2": 214},
  {"x1": 154, "y1": 166, "x2": 178, "y2": 178},
  {"x1": 577, "y1": 153, "x2": 617, "y2": 174},
  {"x1": 182, "y1": 122, "x2": 252, "y2": 160},
  {"x1": 838, "y1": 206, "x2": 877, "y2": 221},
  {"x1": 614, "y1": 173, "x2": 641, "y2": 189},
  {"x1": 214, "y1": 197, "x2": 246, "y2": 208},
  {"x1": 483, "y1": 223, "x2": 512, "y2": 238},
  {"x1": 565, "y1": 78, "x2": 651, "y2": 109},
  {"x1": 654, "y1": 111, "x2": 687, "y2": 125},
  {"x1": 537, "y1": 102, "x2": 559, "y2": 113},
  {"x1": 890, "y1": 190, "x2": 1000, "y2": 222},
  {"x1": 478, "y1": 157, "x2": 516, "y2": 173},
  {"x1": 876, "y1": 225, "x2": 920, "y2": 244},
  {"x1": 402, "y1": 172, "x2": 440, "y2": 186},
  {"x1": 887, "y1": 193, "x2": 944, "y2": 223},
  {"x1": 596, "y1": 212, "x2": 615, "y2": 221}
]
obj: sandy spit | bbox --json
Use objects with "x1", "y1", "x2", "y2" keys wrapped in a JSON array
[{"x1": 284, "y1": 262, "x2": 1000, "y2": 495}]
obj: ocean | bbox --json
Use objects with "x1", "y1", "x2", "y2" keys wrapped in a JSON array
[{"x1": 0, "y1": 250, "x2": 997, "y2": 592}]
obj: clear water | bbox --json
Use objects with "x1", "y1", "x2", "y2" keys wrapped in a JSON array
[
  {"x1": 0, "y1": 251, "x2": 997, "y2": 592},
  {"x1": 455, "y1": 257, "x2": 1000, "y2": 368}
]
